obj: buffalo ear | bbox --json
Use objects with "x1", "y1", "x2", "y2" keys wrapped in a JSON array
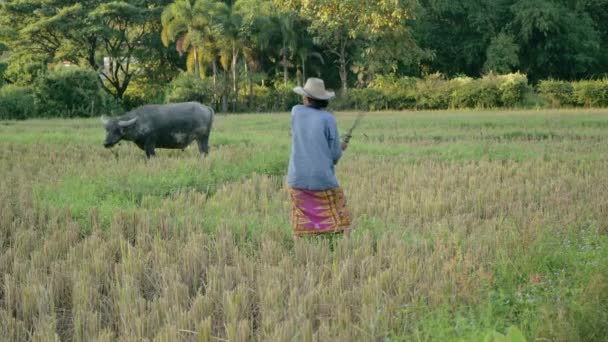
[
  {"x1": 100, "y1": 115, "x2": 111, "y2": 126},
  {"x1": 118, "y1": 117, "x2": 137, "y2": 127}
]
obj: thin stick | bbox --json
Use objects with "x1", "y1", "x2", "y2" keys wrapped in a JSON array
[{"x1": 342, "y1": 112, "x2": 366, "y2": 144}]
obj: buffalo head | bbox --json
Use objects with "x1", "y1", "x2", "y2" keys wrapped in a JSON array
[{"x1": 100, "y1": 116, "x2": 137, "y2": 148}]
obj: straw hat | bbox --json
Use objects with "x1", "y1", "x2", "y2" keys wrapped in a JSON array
[{"x1": 293, "y1": 78, "x2": 336, "y2": 100}]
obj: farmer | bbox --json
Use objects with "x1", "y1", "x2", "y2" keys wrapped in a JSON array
[{"x1": 287, "y1": 77, "x2": 352, "y2": 240}]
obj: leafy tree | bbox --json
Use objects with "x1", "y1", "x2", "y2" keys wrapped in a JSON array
[
  {"x1": 283, "y1": 0, "x2": 418, "y2": 93},
  {"x1": 581, "y1": 0, "x2": 608, "y2": 75},
  {"x1": 412, "y1": 0, "x2": 505, "y2": 77},
  {"x1": 0, "y1": 0, "x2": 164, "y2": 99},
  {"x1": 510, "y1": 0, "x2": 601, "y2": 81},
  {"x1": 233, "y1": 0, "x2": 275, "y2": 108},
  {"x1": 298, "y1": 0, "x2": 362, "y2": 94},
  {"x1": 275, "y1": 10, "x2": 298, "y2": 87},
  {"x1": 89, "y1": 2, "x2": 155, "y2": 99},
  {"x1": 2, "y1": 52, "x2": 48, "y2": 86},
  {"x1": 35, "y1": 67, "x2": 109, "y2": 118},
  {"x1": 483, "y1": 32, "x2": 520, "y2": 74},
  {"x1": 214, "y1": 1, "x2": 245, "y2": 111}
]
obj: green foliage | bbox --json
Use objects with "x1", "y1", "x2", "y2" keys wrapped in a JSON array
[
  {"x1": 0, "y1": 0, "x2": 166, "y2": 100},
  {"x1": 448, "y1": 74, "x2": 505, "y2": 110},
  {"x1": 34, "y1": 67, "x2": 110, "y2": 118},
  {"x1": 273, "y1": 83, "x2": 301, "y2": 111},
  {"x1": 3, "y1": 53, "x2": 47, "y2": 86},
  {"x1": 484, "y1": 33, "x2": 520, "y2": 74},
  {"x1": 572, "y1": 79, "x2": 608, "y2": 108},
  {"x1": 250, "y1": 83, "x2": 300, "y2": 112},
  {"x1": 479, "y1": 326, "x2": 527, "y2": 342},
  {"x1": 1, "y1": 0, "x2": 608, "y2": 114},
  {"x1": 0, "y1": 62, "x2": 7, "y2": 86},
  {"x1": 415, "y1": 73, "x2": 455, "y2": 110},
  {"x1": 161, "y1": 0, "x2": 225, "y2": 79},
  {"x1": 164, "y1": 72, "x2": 215, "y2": 104},
  {"x1": 0, "y1": 85, "x2": 35, "y2": 120},
  {"x1": 475, "y1": 74, "x2": 502, "y2": 109},
  {"x1": 333, "y1": 73, "x2": 531, "y2": 111},
  {"x1": 511, "y1": 0, "x2": 601, "y2": 81},
  {"x1": 122, "y1": 79, "x2": 166, "y2": 109},
  {"x1": 450, "y1": 77, "x2": 482, "y2": 109},
  {"x1": 330, "y1": 88, "x2": 382, "y2": 111},
  {"x1": 250, "y1": 84, "x2": 274, "y2": 111},
  {"x1": 537, "y1": 80, "x2": 575, "y2": 108},
  {"x1": 499, "y1": 73, "x2": 531, "y2": 108},
  {"x1": 369, "y1": 74, "x2": 417, "y2": 110},
  {"x1": 538, "y1": 79, "x2": 608, "y2": 109}
]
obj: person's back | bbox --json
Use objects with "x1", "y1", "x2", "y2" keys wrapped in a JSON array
[
  {"x1": 288, "y1": 104, "x2": 342, "y2": 190},
  {"x1": 286, "y1": 77, "x2": 351, "y2": 239}
]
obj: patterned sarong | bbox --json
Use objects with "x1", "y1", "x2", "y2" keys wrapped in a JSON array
[{"x1": 288, "y1": 187, "x2": 351, "y2": 237}]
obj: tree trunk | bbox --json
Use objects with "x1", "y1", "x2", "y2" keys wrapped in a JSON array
[
  {"x1": 301, "y1": 53, "x2": 306, "y2": 85},
  {"x1": 222, "y1": 70, "x2": 229, "y2": 113},
  {"x1": 194, "y1": 48, "x2": 200, "y2": 79},
  {"x1": 339, "y1": 41, "x2": 347, "y2": 95},
  {"x1": 231, "y1": 44, "x2": 238, "y2": 112},
  {"x1": 283, "y1": 44, "x2": 288, "y2": 87},
  {"x1": 212, "y1": 61, "x2": 217, "y2": 88},
  {"x1": 244, "y1": 61, "x2": 253, "y2": 111}
]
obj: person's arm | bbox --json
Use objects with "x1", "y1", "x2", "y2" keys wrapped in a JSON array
[
  {"x1": 290, "y1": 106, "x2": 296, "y2": 136},
  {"x1": 327, "y1": 116, "x2": 343, "y2": 164}
]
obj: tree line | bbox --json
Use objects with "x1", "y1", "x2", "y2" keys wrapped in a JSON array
[{"x1": 0, "y1": 0, "x2": 607, "y2": 112}]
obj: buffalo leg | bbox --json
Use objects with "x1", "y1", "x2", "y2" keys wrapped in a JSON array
[
  {"x1": 197, "y1": 134, "x2": 210, "y2": 156},
  {"x1": 145, "y1": 140, "x2": 156, "y2": 158}
]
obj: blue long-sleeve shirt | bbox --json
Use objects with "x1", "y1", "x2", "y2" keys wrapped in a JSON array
[{"x1": 287, "y1": 105, "x2": 342, "y2": 190}]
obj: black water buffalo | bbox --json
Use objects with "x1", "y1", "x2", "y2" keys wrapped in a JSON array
[{"x1": 101, "y1": 102, "x2": 214, "y2": 158}]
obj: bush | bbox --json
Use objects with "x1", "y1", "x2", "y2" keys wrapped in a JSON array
[
  {"x1": 538, "y1": 80, "x2": 575, "y2": 108},
  {"x1": 0, "y1": 85, "x2": 35, "y2": 120},
  {"x1": 322, "y1": 73, "x2": 530, "y2": 112},
  {"x1": 572, "y1": 79, "x2": 608, "y2": 107},
  {"x1": 157, "y1": 73, "x2": 606, "y2": 113},
  {"x1": 252, "y1": 85, "x2": 286, "y2": 112},
  {"x1": 274, "y1": 83, "x2": 302, "y2": 111},
  {"x1": 369, "y1": 75, "x2": 417, "y2": 110},
  {"x1": 449, "y1": 77, "x2": 478, "y2": 109},
  {"x1": 0, "y1": 62, "x2": 7, "y2": 87},
  {"x1": 122, "y1": 80, "x2": 165, "y2": 110},
  {"x1": 498, "y1": 73, "x2": 531, "y2": 107},
  {"x1": 334, "y1": 89, "x2": 383, "y2": 111},
  {"x1": 165, "y1": 73, "x2": 215, "y2": 104},
  {"x1": 415, "y1": 73, "x2": 454, "y2": 110},
  {"x1": 476, "y1": 74, "x2": 502, "y2": 108},
  {"x1": 35, "y1": 67, "x2": 108, "y2": 118},
  {"x1": 250, "y1": 83, "x2": 301, "y2": 112},
  {"x1": 3, "y1": 53, "x2": 47, "y2": 86}
]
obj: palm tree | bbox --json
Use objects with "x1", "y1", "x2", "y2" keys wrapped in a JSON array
[
  {"x1": 161, "y1": 0, "x2": 222, "y2": 79},
  {"x1": 213, "y1": 2, "x2": 240, "y2": 111},
  {"x1": 298, "y1": 49, "x2": 325, "y2": 86},
  {"x1": 276, "y1": 11, "x2": 298, "y2": 87},
  {"x1": 234, "y1": 0, "x2": 274, "y2": 110},
  {"x1": 293, "y1": 25, "x2": 325, "y2": 86},
  {"x1": 216, "y1": 1, "x2": 267, "y2": 111}
]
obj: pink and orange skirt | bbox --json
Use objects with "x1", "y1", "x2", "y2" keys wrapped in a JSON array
[{"x1": 288, "y1": 187, "x2": 352, "y2": 237}]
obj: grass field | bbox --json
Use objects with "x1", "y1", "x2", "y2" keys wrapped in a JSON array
[{"x1": 1, "y1": 109, "x2": 608, "y2": 341}]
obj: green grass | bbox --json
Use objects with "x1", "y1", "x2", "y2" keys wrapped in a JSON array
[{"x1": 1, "y1": 109, "x2": 607, "y2": 341}]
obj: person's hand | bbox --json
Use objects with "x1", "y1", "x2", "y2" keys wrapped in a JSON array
[{"x1": 341, "y1": 141, "x2": 348, "y2": 151}]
